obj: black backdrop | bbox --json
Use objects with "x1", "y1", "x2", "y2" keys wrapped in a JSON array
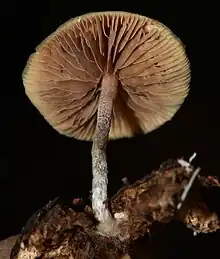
[{"x1": 2, "y1": 1, "x2": 220, "y2": 258}]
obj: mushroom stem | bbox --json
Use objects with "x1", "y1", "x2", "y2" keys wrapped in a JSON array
[{"x1": 92, "y1": 74, "x2": 118, "y2": 230}]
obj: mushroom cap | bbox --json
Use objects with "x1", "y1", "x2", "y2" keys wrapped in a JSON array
[{"x1": 23, "y1": 11, "x2": 190, "y2": 141}]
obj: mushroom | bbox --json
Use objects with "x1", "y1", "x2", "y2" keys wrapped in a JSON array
[{"x1": 22, "y1": 11, "x2": 191, "y2": 235}]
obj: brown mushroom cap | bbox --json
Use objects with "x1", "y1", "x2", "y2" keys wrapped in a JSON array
[{"x1": 23, "y1": 11, "x2": 190, "y2": 141}]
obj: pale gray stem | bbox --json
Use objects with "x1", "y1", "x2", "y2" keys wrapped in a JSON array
[{"x1": 92, "y1": 74, "x2": 117, "y2": 226}]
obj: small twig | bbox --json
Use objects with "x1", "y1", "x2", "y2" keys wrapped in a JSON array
[
  {"x1": 177, "y1": 167, "x2": 201, "y2": 210},
  {"x1": 189, "y1": 152, "x2": 197, "y2": 163}
]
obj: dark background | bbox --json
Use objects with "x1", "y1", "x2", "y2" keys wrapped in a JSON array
[{"x1": 2, "y1": 1, "x2": 220, "y2": 258}]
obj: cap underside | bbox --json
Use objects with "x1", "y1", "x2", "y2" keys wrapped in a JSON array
[{"x1": 23, "y1": 11, "x2": 190, "y2": 140}]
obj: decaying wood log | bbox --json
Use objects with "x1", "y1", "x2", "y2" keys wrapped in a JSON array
[{"x1": 7, "y1": 158, "x2": 220, "y2": 259}]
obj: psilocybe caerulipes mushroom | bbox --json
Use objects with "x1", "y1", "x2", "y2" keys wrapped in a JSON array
[{"x1": 22, "y1": 11, "x2": 191, "y2": 236}]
